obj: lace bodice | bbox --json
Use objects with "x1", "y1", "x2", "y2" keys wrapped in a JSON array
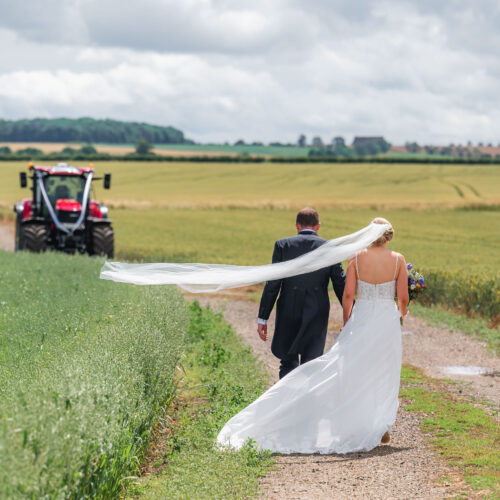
[
  {"x1": 355, "y1": 252, "x2": 398, "y2": 301},
  {"x1": 357, "y1": 279, "x2": 396, "y2": 301}
]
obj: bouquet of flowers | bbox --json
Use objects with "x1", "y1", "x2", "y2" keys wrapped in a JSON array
[{"x1": 407, "y1": 263, "x2": 425, "y2": 300}]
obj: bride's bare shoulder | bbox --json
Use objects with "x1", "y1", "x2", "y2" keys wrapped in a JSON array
[{"x1": 391, "y1": 251, "x2": 407, "y2": 269}]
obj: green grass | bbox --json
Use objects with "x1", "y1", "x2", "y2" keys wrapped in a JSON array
[
  {"x1": 400, "y1": 365, "x2": 500, "y2": 498},
  {"x1": 0, "y1": 250, "x2": 189, "y2": 498},
  {"x1": 411, "y1": 304, "x2": 500, "y2": 354},
  {"x1": 152, "y1": 143, "x2": 312, "y2": 157},
  {"x1": 127, "y1": 301, "x2": 274, "y2": 499},
  {"x1": 94, "y1": 143, "x2": 312, "y2": 157}
]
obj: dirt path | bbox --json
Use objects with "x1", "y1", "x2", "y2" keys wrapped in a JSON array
[
  {"x1": 0, "y1": 222, "x2": 14, "y2": 251},
  {"x1": 191, "y1": 296, "x2": 485, "y2": 499},
  {"x1": 401, "y1": 313, "x2": 499, "y2": 408},
  {"x1": 196, "y1": 298, "x2": 499, "y2": 408}
]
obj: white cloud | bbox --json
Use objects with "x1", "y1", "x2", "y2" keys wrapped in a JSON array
[{"x1": 0, "y1": 0, "x2": 498, "y2": 144}]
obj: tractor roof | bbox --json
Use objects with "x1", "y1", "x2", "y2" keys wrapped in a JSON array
[{"x1": 29, "y1": 162, "x2": 94, "y2": 176}]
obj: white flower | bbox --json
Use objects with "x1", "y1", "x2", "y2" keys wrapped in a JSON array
[{"x1": 410, "y1": 284, "x2": 416, "y2": 290}]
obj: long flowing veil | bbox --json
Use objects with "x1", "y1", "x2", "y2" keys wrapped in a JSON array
[{"x1": 100, "y1": 223, "x2": 389, "y2": 292}]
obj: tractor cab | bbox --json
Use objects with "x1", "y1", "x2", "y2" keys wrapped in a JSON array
[
  {"x1": 37, "y1": 169, "x2": 85, "y2": 222},
  {"x1": 14, "y1": 163, "x2": 114, "y2": 256}
]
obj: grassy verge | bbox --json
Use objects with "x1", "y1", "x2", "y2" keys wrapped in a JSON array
[
  {"x1": 127, "y1": 301, "x2": 274, "y2": 499},
  {"x1": 400, "y1": 365, "x2": 500, "y2": 498},
  {"x1": 0, "y1": 251, "x2": 189, "y2": 498},
  {"x1": 411, "y1": 303, "x2": 500, "y2": 355}
]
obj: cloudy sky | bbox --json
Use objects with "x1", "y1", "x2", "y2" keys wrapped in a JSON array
[{"x1": 0, "y1": 0, "x2": 498, "y2": 144}]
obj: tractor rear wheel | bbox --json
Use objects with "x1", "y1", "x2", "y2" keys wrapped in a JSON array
[
  {"x1": 20, "y1": 222, "x2": 48, "y2": 252},
  {"x1": 91, "y1": 224, "x2": 114, "y2": 258}
]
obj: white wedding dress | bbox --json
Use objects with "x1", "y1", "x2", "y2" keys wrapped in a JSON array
[{"x1": 217, "y1": 257, "x2": 402, "y2": 454}]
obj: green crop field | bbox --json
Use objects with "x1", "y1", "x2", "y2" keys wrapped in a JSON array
[
  {"x1": 0, "y1": 251, "x2": 189, "y2": 498},
  {"x1": 152, "y1": 143, "x2": 312, "y2": 157}
]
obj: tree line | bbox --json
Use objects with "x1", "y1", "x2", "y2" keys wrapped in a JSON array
[
  {"x1": 306, "y1": 136, "x2": 391, "y2": 157},
  {"x1": 404, "y1": 142, "x2": 500, "y2": 159},
  {"x1": 0, "y1": 118, "x2": 190, "y2": 144},
  {"x1": 0, "y1": 139, "x2": 156, "y2": 160}
]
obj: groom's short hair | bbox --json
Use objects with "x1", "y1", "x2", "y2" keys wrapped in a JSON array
[{"x1": 296, "y1": 207, "x2": 319, "y2": 227}]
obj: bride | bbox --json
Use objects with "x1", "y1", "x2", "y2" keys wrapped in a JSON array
[{"x1": 216, "y1": 218, "x2": 409, "y2": 454}]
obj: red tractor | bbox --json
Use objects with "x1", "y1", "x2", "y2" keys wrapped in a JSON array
[{"x1": 14, "y1": 163, "x2": 114, "y2": 257}]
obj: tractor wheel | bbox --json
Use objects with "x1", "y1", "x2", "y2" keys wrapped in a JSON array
[
  {"x1": 91, "y1": 224, "x2": 114, "y2": 258},
  {"x1": 20, "y1": 222, "x2": 48, "y2": 252}
]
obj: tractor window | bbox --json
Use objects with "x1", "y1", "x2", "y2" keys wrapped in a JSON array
[{"x1": 43, "y1": 176, "x2": 86, "y2": 207}]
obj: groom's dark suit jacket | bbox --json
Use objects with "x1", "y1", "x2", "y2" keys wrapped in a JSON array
[{"x1": 258, "y1": 230, "x2": 346, "y2": 359}]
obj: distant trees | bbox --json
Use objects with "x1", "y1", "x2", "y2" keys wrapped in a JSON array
[
  {"x1": 0, "y1": 143, "x2": 109, "y2": 160},
  {"x1": 135, "y1": 138, "x2": 153, "y2": 155},
  {"x1": 312, "y1": 136, "x2": 323, "y2": 147},
  {"x1": 234, "y1": 139, "x2": 246, "y2": 146},
  {"x1": 17, "y1": 147, "x2": 43, "y2": 155},
  {"x1": 353, "y1": 137, "x2": 391, "y2": 156},
  {"x1": 79, "y1": 144, "x2": 97, "y2": 155},
  {"x1": 0, "y1": 118, "x2": 189, "y2": 144},
  {"x1": 330, "y1": 136, "x2": 352, "y2": 156},
  {"x1": 308, "y1": 136, "x2": 392, "y2": 158},
  {"x1": 405, "y1": 142, "x2": 420, "y2": 153},
  {"x1": 297, "y1": 134, "x2": 307, "y2": 147}
]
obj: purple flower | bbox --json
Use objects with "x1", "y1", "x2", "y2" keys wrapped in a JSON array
[
  {"x1": 419, "y1": 277, "x2": 424, "y2": 284},
  {"x1": 407, "y1": 263, "x2": 413, "y2": 270}
]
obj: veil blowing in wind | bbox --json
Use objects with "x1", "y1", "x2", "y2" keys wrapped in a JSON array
[{"x1": 100, "y1": 222, "x2": 390, "y2": 290}]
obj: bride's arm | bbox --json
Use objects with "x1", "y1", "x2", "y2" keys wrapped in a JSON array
[
  {"x1": 396, "y1": 254, "x2": 409, "y2": 318},
  {"x1": 342, "y1": 258, "x2": 357, "y2": 325}
]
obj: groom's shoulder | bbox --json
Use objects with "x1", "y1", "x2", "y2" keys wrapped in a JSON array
[{"x1": 275, "y1": 233, "x2": 326, "y2": 247}]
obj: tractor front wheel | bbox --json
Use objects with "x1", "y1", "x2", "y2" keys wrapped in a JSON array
[
  {"x1": 20, "y1": 222, "x2": 48, "y2": 252},
  {"x1": 90, "y1": 224, "x2": 114, "y2": 258}
]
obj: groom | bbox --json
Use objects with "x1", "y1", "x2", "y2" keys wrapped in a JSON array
[{"x1": 257, "y1": 208, "x2": 345, "y2": 379}]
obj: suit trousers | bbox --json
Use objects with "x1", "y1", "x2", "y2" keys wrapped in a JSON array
[{"x1": 279, "y1": 340, "x2": 325, "y2": 379}]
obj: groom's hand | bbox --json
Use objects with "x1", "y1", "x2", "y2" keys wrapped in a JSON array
[{"x1": 257, "y1": 324, "x2": 268, "y2": 341}]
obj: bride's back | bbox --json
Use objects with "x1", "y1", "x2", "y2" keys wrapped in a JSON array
[{"x1": 356, "y1": 247, "x2": 399, "y2": 284}]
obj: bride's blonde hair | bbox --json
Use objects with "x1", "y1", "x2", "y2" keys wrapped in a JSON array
[{"x1": 371, "y1": 217, "x2": 394, "y2": 246}]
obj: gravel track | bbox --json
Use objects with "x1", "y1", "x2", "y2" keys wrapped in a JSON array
[
  {"x1": 0, "y1": 222, "x2": 14, "y2": 251},
  {"x1": 189, "y1": 296, "x2": 487, "y2": 499}
]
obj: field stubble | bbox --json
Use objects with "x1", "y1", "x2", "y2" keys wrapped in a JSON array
[{"x1": 1, "y1": 161, "x2": 499, "y2": 209}]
